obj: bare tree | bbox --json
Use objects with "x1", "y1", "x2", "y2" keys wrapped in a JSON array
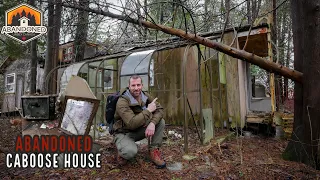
[
  {"x1": 42, "y1": 0, "x2": 62, "y2": 93},
  {"x1": 29, "y1": 0, "x2": 37, "y2": 94},
  {"x1": 74, "y1": 0, "x2": 90, "y2": 62},
  {"x1": 42, "y1": 0, "x2": 54, "y2": 93}
]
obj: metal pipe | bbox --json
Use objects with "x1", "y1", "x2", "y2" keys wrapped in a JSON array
[
  {"x1": 187, "y1": 98, "x2": 201, "y2": 141},
  {"x1": 93, "y1": 59, "x2": 105, "y2": 140},
  {"x1": 44, "y1": 51, "x2": 128, "y2": 94},
  {"x1": 197, "y1": 46, "x2": 204, "y2": 144},
  {"x1": 45, "y1": 64, "x2": 71, "y2": 94},
  {"x1": 207, "y1": 47, "x2": 215, "y2": 137},
  {"x1": 182, "y1": 45, "x2": 191, "y2": 153}
]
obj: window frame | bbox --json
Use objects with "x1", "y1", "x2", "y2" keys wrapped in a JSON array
[
  {"x1": 5, "y1": 73, "x2": 16, "y2": 93},
  {"x1": 63, "y1": 46, "x2": 74, "y2": 62}
]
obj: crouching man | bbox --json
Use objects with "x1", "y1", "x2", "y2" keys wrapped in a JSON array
[{"x1": 113, "y1": 75, "x2": 166, "y2": 168}]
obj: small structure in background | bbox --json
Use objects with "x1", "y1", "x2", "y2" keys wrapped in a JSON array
[
  {"x1": 58, "y1": 41, "x2": 98, "y2": 64},
  {"x1": 0, "y1": 41, "x2": 98, "y2": 115},
  {"x1": 0, "y1": 56, "x2": 44, "y2": 114}
]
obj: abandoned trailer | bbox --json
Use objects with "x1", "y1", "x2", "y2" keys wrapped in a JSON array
[
  {"x1": 50, "y1": 23, "x2": 289, "y2": 143},
  {"x1": 0, "y1": 22, "x2": 292, "y2": 145}
]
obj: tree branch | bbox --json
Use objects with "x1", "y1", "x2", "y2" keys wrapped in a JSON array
[{"x1": 60, "y1": 2, "x2": 303, "y2": 83}]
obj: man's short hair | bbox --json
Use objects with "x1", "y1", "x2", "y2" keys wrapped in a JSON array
[{"x1": 129, "y1": 75, "x2": 143, "y2": 85}]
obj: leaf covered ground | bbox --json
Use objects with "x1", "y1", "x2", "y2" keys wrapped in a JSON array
[{"x1": 0, "y1": 118, "x2": 320, "y2": 180}]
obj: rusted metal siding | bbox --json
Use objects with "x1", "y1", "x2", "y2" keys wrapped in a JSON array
[
  {"x1": 223, "y1": 32, "x2": 243, "y2": 128},
  {"x1": 147, "y1": 46, "x2": 200, "y2": 125},
  {"x1": 150, "y1": 47, "x2": 186, "y2": 125},
  {"x1": 200, "y1": 45, "x2": 223, "y2": 128},
  {"x1": 148, "y1": 40, "x2": 247, "y2": 127}
]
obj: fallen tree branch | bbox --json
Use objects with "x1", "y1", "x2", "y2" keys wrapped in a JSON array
[{"x1": 61, "y1": 2, "x2": 303, "y2": 83}]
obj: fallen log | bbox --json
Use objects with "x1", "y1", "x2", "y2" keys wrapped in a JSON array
[{"x1": 61, "y1": 2, "x2": 303, "y2": 83}]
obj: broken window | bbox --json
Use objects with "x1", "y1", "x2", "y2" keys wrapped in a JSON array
[
  {"x1": 63, "y1": 46, "x2": 74, "y2": 62},
  {"x1": 120, "y1": 50, "x2": 155, "y2": 90},
  {"x1": 250, "y1": 64, "x2": 270, "y2": 98},
  {"x1": 104, "y1": 65, "x2": 113, "y2": 89}
]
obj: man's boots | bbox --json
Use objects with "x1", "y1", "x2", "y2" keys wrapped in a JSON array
[
  {"x1": 117, "y1": 153, "x2": 127, "y2": 166},
  {"x1": 150, "y1": 148, "x2": 166, "y2": 168}
]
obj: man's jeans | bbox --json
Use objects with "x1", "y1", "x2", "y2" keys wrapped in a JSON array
[{"x1": 114, "y1": 119, "x2": 165, "y2": 160}]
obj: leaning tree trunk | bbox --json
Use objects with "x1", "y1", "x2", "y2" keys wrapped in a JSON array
[
  {"x1": 284, "y1": 0, "x2": 320, "y2": 169},
  {"x1": 61, "y1": 2, "x2": 303, "y2": 83}
]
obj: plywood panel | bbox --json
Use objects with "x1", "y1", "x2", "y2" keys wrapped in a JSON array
[
  {"x1": 2, "y1": 94, "x2": 15, "y2": 112},
  {"x1": 238, "y1": 60, "x2": 248, "y2": 126}
]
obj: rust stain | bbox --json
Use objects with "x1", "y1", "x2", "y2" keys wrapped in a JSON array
[{"x1": 258, "y1": 27, "x2": 268, "y2": 34}]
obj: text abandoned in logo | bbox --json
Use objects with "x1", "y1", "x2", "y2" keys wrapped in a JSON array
[{"x1": 1, "y1": 26, "x2": 47, "y2": 34}]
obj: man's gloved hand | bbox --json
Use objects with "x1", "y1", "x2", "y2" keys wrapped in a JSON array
[
  {"x1": 145, "y1": 122, "x2": 155, "y2": 138},
  {"x1": 147, "y1": 98, "x2": 158, "y2": 113}
]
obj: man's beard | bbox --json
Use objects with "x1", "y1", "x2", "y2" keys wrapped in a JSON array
[{"x1": 131, "y1": 90, "x2": 140, "y2": 97}]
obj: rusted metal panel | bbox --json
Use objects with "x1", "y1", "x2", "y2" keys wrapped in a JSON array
[
  {"x1": 238, "y1": 34, "x2": 268, "y2": 57},
  {"x1": 224, "y1": 32, "x2": 242, "y2": 128},
  {"x1": 200, "y1": 45, "x2": 221, "y2": 129},
  {"x1": 150, "y1": 47, "x2": 188, "y2": 125},
  {"x1": 237, "y1": 27, "x2": 268, "y2": 37},
  {"x1": 148, "y1": 46, "x2": 201, "y2": 126}
]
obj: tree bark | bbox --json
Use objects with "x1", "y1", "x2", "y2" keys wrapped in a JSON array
[
  {"x1": 60, "y1": 2, "x2": 303, "y2": 83},
  {"x1": 42, "y1": 0, "x2": 54, "y2": 93},
  {"x1": 247, "y1": 0, "x2": 251, "y2": 24},
  {"x1": 30, "y1": 40, "x2": 37, "y2": 94},
  {"x1": 272, "y1": 0, "x2": 282, "y2": 111},
  {"x1": 284, "y1": 0, "x2": 320, "y2": 169},
  {"x1": 29, "y1": 0, "x2": 37, "y2": 94},
  {"x1": 204, "y1": 0, "x2": 210, "y2": 31},
  {"x1": 284, "y1": 26, "x2": 291, "y2": 100},
  {"x1": 74, "y1": 0, "x2": 89, "y2": 62},
  {"x1": 51, "y1": 0, "x2": 62, "y2": 94},
  {"x1": 143, "y1": 0, "x2": 148, "y2": 40},
  {"x1": 301, "y1": 0, "x2": 320, "y2": 168},
  {"x1": 225, "y1": 0, "x2": 230, "y2": 28}
]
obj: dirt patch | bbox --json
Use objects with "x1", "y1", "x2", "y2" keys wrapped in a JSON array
[{"x1": 0, "y1": 119, "x2": 319, "y2": 179}]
